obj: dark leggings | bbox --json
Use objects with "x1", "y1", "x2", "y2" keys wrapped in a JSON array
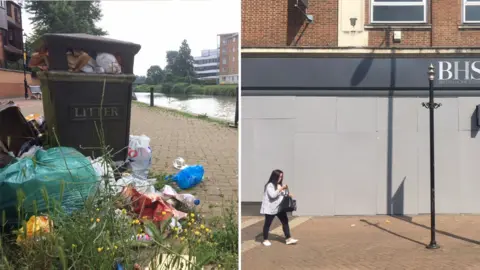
[{"x1": 263, "y1": 211, "x2": 291, "y2": 240}]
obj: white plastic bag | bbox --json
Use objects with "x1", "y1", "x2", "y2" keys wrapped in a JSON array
[
  {"x1": 127, "y1": 135, "x2": 152, "y2": 179},
  {"x1": 96, "y1": 53, "x2": 122, "y2": 74}
]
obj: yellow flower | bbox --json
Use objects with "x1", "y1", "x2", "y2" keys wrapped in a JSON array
[
  {"x1": 205, "y1": 228, "x2": 210, "y2": 233},
  {"x1": 106, "y1": 247, "x2": 110, "y2": 251},
  {"x1": 197, "y1": 239, "x2": 201, "y2": 243},
  {"x1": 200, "y1": 224, "x2": 205, "y2": 229},
  {"x1": 190, "y1": 213, "x2": 195, "y2": 217},
  {"x1": 187, "y1": 222, "x2": 191, "y2": 226},
  {"x1": 121, "y1": 209, "x2": 127, "y2": 215},
  {"x1": 90, "y1": 218, "x2": 94, "y2": 222},
  {"x1": 174, "y1": 235, "x2": 178, "y2": 239},
  {"x1": 161, "y1": 211, "x2": 166, "y2": 215},
  {"x1": 191, "y1": 219, "x2": 195, "y2": 223},
  {"x1": 173, "y1": 227, "x2": 178, "y2": 231},
  {"x1": 132, "y1": 219, "x2": 140, "y2": 225},
  {"x1": 97, "y1": 247, "x2": 104, "y2": 253},
  {"x1": 71, "y1": 244, "x2": 77, "y2": 248},
  {"x1": 180, "y1": 236, "x2": 185, "y2": 241},
  {"x1": 96, "y1": 208, "x2": 100, "y2": 212},
  {"x1": 195, "y1": 231, "x2": 200, "y2": 236},
  {"x1": 142, "y1": 216, "x2": 148, "y2": 220},
  {"x1": 114, "y1": 245, "x2": 118, "y2": 249},
  {"x1": 184, "y1": 229, "x2": 188, "y2": 233},
  {"x1": 96, "y1": 218, "x2": 100, "y2": 223}
]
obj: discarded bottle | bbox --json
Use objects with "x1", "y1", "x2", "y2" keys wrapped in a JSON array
[{"x1": 176, "y1": 194, "x2": 200, "y2": 208}]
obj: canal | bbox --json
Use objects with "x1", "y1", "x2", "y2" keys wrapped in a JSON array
[{"x1": 135, "y1": 92, "x2": 236, "y2": 121}]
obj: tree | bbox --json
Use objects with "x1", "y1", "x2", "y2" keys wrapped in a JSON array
[
  {"x1": 145, "y1": 65, "x2": 164, "y2": 85},
  {"x1": 134, "y1": 75, "x2": 146, "y2": 85},
  {"x1": 164, "y1": 40, "x2": 195, "y2": 78},
  {"x1": 165, "y1": 51, "x2": 178, "y2": 73},
  {"x1": 173, "y1": 40, "x2": 195, "y2": 78},
  {"x1": 25, "y1": 0, "x2": 107, "y2": 41}
]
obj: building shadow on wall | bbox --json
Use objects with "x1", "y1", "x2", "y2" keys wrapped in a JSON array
[
  {"x1": 286, "y1": 0, "x2": 309, "y2": 46},
  {"x1": 471, "y1": 108, "x2": 479, "y2": 138}
]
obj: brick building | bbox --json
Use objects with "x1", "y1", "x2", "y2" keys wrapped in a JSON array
[
  {"x1": 242, "y1": 0, "x2": 480, "y2": 48},
  {"x1": 0, "y1": 0, "x2": 38, "y2": 99},
  {"x1": 241, "y1": 0, "x2": 480, "y2": 216},
  {"x1": 218, "y1": 32, "x2": 238, "y2": 84}
]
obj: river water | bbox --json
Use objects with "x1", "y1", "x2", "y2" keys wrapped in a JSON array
[{"x1": 135, "y1": 92, "x2": 236, "y2": 121}]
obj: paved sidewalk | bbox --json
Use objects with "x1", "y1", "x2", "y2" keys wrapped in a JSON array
[
  {"x1": 11, "y1": 99, "x2": 238, "y2": 216},
  {"x1": 242, "y1": 215, "x2": 480, "y2": 269}
]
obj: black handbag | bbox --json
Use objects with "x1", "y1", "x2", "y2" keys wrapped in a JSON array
[{"x1": 279, "y1": 190, "x2": 297, "y2": 212}]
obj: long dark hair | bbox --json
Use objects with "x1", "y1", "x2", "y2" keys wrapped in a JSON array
[{"x1": 265, "y1": 169, "x2": 283, "y2": 190}]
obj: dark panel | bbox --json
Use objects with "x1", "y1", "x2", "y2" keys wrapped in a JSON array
[
  {"x1": 372, "y1": 6, "x2": 425, "y2": 22},
  {"x1": 241, "y1": 57, "x2": 480, "y2": 90},
  {"x1": 465, "y1": 6, "x2": 480, "y2": 22}
]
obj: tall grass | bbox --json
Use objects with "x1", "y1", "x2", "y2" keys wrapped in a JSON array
[{"x1": 0, "y1": 79, "x2": 238, "y2": 269}]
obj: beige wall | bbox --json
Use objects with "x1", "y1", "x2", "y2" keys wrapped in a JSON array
[
  {"x1": 0, "y1": 69, "x2": 40, "y2": 99},
  {"x1": 338, "y1": 0, "x2": 368, "y2": 47}
]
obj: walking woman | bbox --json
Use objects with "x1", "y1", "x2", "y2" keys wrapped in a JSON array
[{"x1": 260, "y1": 169, "x2": 298, "y2": 246}]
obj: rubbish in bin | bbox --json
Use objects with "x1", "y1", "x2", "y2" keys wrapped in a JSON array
[
  {"x1": 66, "y1": 50, "x2": 92, "y2": 72},
  {"x1": 0, "y1": 147, "x2": 98, "y2": 219},
  {"x1": 127, "y1": 135, "x2": 152, "y2": 179},
  {"x1": 167, "y1": 165, "x2": 204, "y2": 189},
  {"x1": 96, "y1": 53, "x2": 122, "y2": 74},
  {"x1": 16, "y1": 215, "x2": 53, "y2": 244},
  {"x1": 28, "y1": 50, "x2": 49, "y2": 71}
]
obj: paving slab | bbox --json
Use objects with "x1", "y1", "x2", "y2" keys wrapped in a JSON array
[{"x1": 242, "y1": 215, "x2": 480, "y2": 269}]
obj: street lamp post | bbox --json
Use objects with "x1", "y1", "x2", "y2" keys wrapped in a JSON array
[
  {"x1": 422, "y1": 64, "x2": 441, "y2": 250},
  {"x1": 22, "y1": 33, "x2": 28, "y2": 99}
]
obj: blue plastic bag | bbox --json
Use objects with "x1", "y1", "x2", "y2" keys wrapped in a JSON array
[
  {"x1": 169, "y1": 165, "x2": 204, "y2": 189},
  {"x1": 0, "y1": 147, "x2": 98, "y2": 219}
]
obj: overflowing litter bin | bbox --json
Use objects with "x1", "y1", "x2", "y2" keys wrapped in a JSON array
[{"x1": 34, "y1": 33, "x2": 141, "y2": 162}]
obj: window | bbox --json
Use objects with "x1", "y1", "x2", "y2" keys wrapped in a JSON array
[
  {"x1": 371, "y1": 0, "x2": 427, "y2": 24},
  {"x1": 232, "y1": 47, "x2": 236, "y2": 52},
  {"x1": 0, "y1": 1, "x2": 5, "y2": 9},
  {"x1": 464, "y1": 0, "x2": 480, "y2": 23},
  {"x1": 222, "y1": 58, "x2": 227, "y2": 65},
  {"x1": 232, "y1": 56, "x2": 235, "y2": 62},
  {"x1": 6, "y1": 1, "x2": 10, "y2": 16}
]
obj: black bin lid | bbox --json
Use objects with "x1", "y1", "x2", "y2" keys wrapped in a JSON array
[{"x1": 33, "y1": 33, "x2": 141, "y2": 55}]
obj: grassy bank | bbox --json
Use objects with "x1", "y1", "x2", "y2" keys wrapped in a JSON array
[
  {"x1": 134, "y1": 83, "x2": 237, "y2": 97},
  {"x1": 132, "y1": 101, "x2": 233, "y2": 126}
]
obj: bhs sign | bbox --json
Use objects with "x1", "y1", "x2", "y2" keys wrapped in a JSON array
[{"x1": 437, "y1": 61, "x2": 480, "y2": 84}]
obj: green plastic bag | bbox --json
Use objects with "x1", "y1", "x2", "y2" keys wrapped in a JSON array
[{"x1": 0, "y1": 147, "x2": 97, "y2": 220}]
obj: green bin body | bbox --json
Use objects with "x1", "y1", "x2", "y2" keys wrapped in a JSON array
[{"x1": 35, "y1": 34, "x2": 141, "y2": 162}]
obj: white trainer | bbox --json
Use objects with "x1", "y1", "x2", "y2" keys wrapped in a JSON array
[
  {"x1": 286, "y1": 238, "x2": 298, "y2": 245},
  {"x1": 262, "y1": 240, "x2": 272, "y2": 246}
]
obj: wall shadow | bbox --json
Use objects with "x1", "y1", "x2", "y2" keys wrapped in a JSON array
[
  {"x1": 392, "y1": 178, "x2": 405, "y2": 215},
  {"x1": 350, "y1": 58, "x2": 374, "y2": 86},
  {"x1": 470, "y1": 107, "x2": 479, "y2": 138},
  {"x1": 287, "y1": 0, "x2": 307, "y2": 46},
  {"x1": 386, "y1": 53, "x2": 396, "y2": 215}
]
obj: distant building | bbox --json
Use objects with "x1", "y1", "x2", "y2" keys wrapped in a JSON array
[
  {"x1": 0, "y1": 0, "x2": 24, "y2": 68},
  {"x1": 193, "y1": 49, "x2": 219, "y2": 81},
  {"x1": 218, "y1": 33, "x2": 238, "y2": 84},
  {"x1": 0, "y1": 0, "x2": 39, "y2": 99}
]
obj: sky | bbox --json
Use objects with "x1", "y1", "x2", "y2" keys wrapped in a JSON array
[{"x1": 21, "y1": 0, "x2": 240, "y2": 76}]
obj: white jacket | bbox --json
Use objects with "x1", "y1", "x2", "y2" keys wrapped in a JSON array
[{"x1": 260, "y1": 183, "x2": 287, "y2": 215}]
